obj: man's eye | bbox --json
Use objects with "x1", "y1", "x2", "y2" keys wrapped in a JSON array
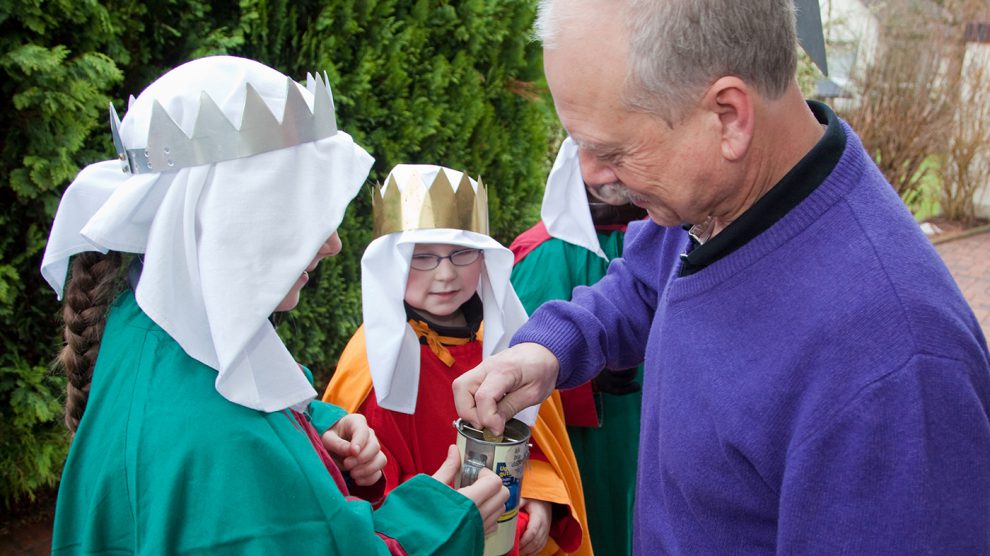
[{"x1": 599, "y1": 151, "x2": 622, "y2": 164}]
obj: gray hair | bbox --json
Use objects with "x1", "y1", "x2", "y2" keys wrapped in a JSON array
[
  {"x1": 534, "y1": 1, "x2": 558, "y2": 48},
  {"x1": 536, "y1": 0, "x2": 798, "y2": 124}
]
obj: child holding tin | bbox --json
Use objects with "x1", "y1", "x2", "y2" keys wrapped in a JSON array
[{"x1": 323, "y1": 164, "x2": 592, "y2": 556}]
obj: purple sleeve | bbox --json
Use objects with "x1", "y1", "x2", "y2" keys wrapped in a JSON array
[
  {"x1": 511, "y1": 221, "x2": 686, "y2": 389},
  {"x1": 777, "y1": 354, "x2": 990, "y2": 552}
]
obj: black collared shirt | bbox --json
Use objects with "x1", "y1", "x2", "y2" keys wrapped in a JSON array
[{"x1": 679, "y1": 101, "x2": 846, "y2": 276}]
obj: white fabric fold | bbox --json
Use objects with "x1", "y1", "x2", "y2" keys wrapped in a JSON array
[
  {"x1": 41, "y1": 56, "x2": 373, "y2": 412},
  {"x1": 540, "y1": 137, "x2": 608, "y2": 260}
]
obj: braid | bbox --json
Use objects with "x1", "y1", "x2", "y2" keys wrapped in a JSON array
[{"x1": 56, "y1": 252, "x2": 123, "y2": 433}]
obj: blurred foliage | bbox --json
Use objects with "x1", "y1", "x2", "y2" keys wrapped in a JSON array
[
  {"x1": 280, "y1": 0, "x2": 554, "y2": 380},
  {"x1": 1, "y1": 0, "x2": 124, "y2": 506},
  {"x1": 1, "y1": 0, "x2": 556, "y2": 505},
  {"x1": 796, "y1": 47, "x2": 824, "y2": 99}
]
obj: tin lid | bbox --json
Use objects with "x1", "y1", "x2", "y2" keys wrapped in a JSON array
[{"x1": 454, "y1": 418, "x2": 531, "y2": 445}]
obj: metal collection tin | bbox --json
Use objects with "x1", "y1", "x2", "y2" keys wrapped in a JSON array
[{"x1": 454, "y1": 418, "x2": 531, "y2": 556}]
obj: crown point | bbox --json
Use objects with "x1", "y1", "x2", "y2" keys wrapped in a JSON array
[
  {"x1": 109, "y1": 102, "x2": 127, "y2": 171},
  {"x1": 474, "y1": 177, "x2": 489, "y2": 235},
  {"x1": 371, "y1": 181, "x2": 386, "y2": 236},
  {"x1": 377, "y1": 173, "x2": 404, "y2": 237},
  {"x1": 427, "y1": 169, "x2": 458, "y2": 230},
  {"x1": 192, "y1": 91, "x2": 237, "y2": 139},
  {"x1": 311, "y1": 72, "x2": 337, "y2": 136},
  {"x1": 143, "y1": 100, "x2": 192, "y2": 173},
  {"x1": 305, "y1": 73, "x2": 316, "y2": 99},
  {"x1": 282, "y1": 77, "x2": 312, "y2": 127},
  {"x1": 240, "y1": 82, "x2": 281, "y2": 133},
  {"x1": 453, "y1": 171, "x2": 479, "y2": 232}
]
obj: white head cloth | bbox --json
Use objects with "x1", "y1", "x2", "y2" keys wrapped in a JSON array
[
  {"x1": 361, "y1": 165, "x2": 537, "y2": 424},
  {"x1": 41, "y1": 56, "x2": 374, "y2": 412},
  {"x1": 540, "y1": 137, "x2": 608, "y2": 260}
]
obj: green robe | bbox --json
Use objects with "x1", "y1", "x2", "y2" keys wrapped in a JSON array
[
  {"x1": 510, "y1": 230, "x2": 641, "y2": 556},
  {"x1": 52, "y1": 290, "x2": 483, "y2": 555}
]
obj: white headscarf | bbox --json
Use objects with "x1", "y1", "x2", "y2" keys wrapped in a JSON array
[
  {"x1": 41, "y1": 56, "x2": 373, "y2": 413},
  {"x1": 540, "y1": 137, "x2": 609, "y2": 260},
  {"x1": 360, "y1": 165, "x2": 537, "y2": 424}
]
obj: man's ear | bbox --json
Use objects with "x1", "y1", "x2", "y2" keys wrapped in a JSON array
[{"x1": 701, "y1": 76, "x2": 754, "y2": 162}]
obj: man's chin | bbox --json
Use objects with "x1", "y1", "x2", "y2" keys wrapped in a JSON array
[{"x1": 645, "y1": 209, "x2": 681, "y2": 227}]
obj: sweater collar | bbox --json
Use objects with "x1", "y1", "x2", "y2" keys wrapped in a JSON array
[{"x1": 679, "y1": 100, "x2": 846, "y2": 276}]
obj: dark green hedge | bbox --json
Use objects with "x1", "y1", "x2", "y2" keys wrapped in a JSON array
[{"x1": 0, "y1": 0, "x2": 556, "y2": 505}]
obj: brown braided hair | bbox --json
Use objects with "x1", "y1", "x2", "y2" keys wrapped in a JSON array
[{"x1": 56, "y1": 251, "x2": 124, "y2": 434}]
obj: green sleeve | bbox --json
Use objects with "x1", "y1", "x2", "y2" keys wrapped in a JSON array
[
  {"x1": 309, "y1": 400, "x2": 347, "y2": 434},
  {"x1": 296, "y1": 364, "x2": 348, "y2": 434},
  {"x1": 374, "y1": 474, "x2": 485, "y2": 555},
  {"x1": 53, "y1": 292, "x2": 482, "y2": 556}
]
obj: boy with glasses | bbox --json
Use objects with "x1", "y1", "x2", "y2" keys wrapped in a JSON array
[{"x1": 323, "y1": 164, "x2": 592, "y2": 556}]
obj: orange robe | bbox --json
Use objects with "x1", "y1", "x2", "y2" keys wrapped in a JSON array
[{"x1": 325, "y1": 324, "x2": 593, "y2": 556}]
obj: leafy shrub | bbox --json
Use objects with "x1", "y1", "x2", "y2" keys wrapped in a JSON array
[{"x1": 1, "y1": 0, "x2": 553, "y2": 504}]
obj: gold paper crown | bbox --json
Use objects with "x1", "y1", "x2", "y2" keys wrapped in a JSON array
[{"x1": 372, "y1": 168, "x2": 489, "y2": 238}]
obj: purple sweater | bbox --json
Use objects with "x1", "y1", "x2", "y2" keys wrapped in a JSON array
[{"x1": 514, "y1": 122, "x2": 990, "y2": 554}]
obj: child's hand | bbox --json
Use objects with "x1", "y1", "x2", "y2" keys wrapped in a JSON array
[
  {"x1": 519, "y1": 498, "x2": 551, "y2": 555},
  {"x1": 321, "y1": 414, "x2": 387, "y2": 486},
  {"x1": 432, "y1": 445, "x2": 508, "y2": 537}
]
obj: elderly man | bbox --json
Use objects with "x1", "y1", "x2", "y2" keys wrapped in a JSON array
[
  {"x1": 510, "y1": 137, "x2": 647, "y2": 555},
  {"x1": 454, "y1": 1, "x2": 990, "y2": 553}
]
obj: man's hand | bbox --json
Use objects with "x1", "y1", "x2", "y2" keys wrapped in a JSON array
[
  {"x1": 321, "y1": 413, "x2": 387, "y2": 486},
  {"x1": 452, "y1": 342, "x2": 560, "y2": 437}
]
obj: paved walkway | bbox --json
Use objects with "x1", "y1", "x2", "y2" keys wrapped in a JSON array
[
  {"x1": 933, "y1": 228, "x2": 990, "y2": 344},
  {"x1": 0, "y1": 520, "x2": 51, "y2": 555},
  {"x1": 2, "y1": 230, "x2": 988, "y2": 555}
]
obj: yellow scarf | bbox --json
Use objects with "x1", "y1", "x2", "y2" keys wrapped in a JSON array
[{"x1": 407, "y1": 319, "x2": 475, "y2": 367}]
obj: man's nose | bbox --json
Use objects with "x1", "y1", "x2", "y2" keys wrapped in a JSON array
[{"x1": 578, "y1": 149, "x2": 619, "y2": 188}]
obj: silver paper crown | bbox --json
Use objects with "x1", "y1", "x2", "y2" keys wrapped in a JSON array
[{"x1": 110, "y1": 72, "x2": 338, "y2": 175}]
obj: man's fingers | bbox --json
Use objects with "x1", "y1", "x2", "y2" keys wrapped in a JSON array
[
  {"x1": 473, "y1": 370, "x2": 522, "y2": 435},
  {"x1": 452, "y1": 367, "x2": 486, "y2": 428},
  {"x1": 455, "y1": 343, "x2": 561, "y2": 436}
]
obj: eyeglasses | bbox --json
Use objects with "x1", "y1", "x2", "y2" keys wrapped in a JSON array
[{"x1": 409, "y1": 248, "x2": 483, "y2": 271}]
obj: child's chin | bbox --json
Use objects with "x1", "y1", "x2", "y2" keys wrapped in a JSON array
[{"x1": 274, "y1": 294, "x2": 301, "y2": 313}]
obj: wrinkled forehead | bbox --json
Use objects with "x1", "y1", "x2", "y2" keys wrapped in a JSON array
[{"x1": 544, "y1": 58, "x2": 637, "y2": 157}]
